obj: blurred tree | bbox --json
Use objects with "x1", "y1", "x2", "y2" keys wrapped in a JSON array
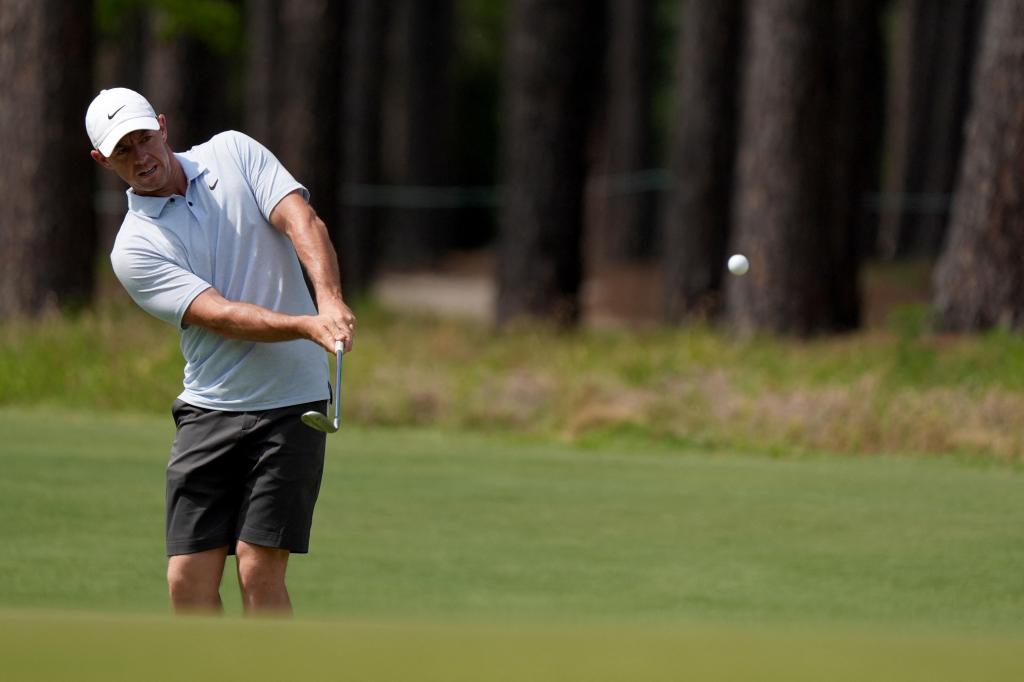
[
  {"x1": 496, "y1": 0, "x2": 604, "y2": 326},
  {"x1": 0, "y1": 0, "x2": 96, "y2": 318},
  {"x1": 95, "y1": 0, "x2": 146, "y2": 90},
  {"x1": 829, "y1": 0, "x2": 886, "y2": 321},
  {"x1": 662, "y1": 0, "x2": 744, "y2": 323},
  {"x1": 726, "y1": 0, "x2": 883, "y2": 336},
  {"x1": 93, "y1": 0, "x2": 241, "y2": 252},
  {"x1": 587, "y1": 0, "x2": 653, "y2": 266},
  {"x1": 337, "y1": 0, "x2": 389, "y2": 295},
  {"x1": 877, "y1": 0, "x2": 984, "y2": 259},
  {"x1": 243, "y1": 0, "x2": 276, "y2": 144},
  {"x1": 93, "y1": 1, "x2": 148, "y2": 253},
  {"x1": 144, "y1": 8, "x2": 236, "y2": 150},
  {"x1": 273, "y1": 0, "x2": 343, "y2": 249},
  {"x1": 379, "y1": 0, "x2": 455, "y2": 269},
  {"x1": 934, "y1": 0, "x2": 1024, "y2": 330},
  {"x1": 448, "y1": 0, "x2": 507, "y2": 251},
  {"x1": 96, "y1": 0, "x2": 243, "y2": 83}
]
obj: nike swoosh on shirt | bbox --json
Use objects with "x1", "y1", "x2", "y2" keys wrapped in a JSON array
[
  {"x1": 208, "y1": 179, "x2": 219, "y2": 190},
  {"x1": 106, "y1": 105, "x2": 126, "y2": 120}
]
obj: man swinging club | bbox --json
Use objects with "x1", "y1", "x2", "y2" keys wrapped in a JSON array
[{"x1": 86, "y1": 87, "x2": 355, "y2": 614}]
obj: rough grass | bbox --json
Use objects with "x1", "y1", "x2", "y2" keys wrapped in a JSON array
[{"x1": 4, "y1": 289, "x2": 1024, "y2": 462}]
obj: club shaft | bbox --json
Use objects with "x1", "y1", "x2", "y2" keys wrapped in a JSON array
[{"x1": 333, "y1": 347, "x2": 342, "y2": 426}]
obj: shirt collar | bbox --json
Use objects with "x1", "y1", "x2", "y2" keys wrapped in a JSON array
[{"x1": 125, "y1": 152, "x2": 209, "y2": 219}]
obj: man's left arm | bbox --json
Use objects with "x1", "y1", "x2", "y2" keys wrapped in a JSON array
[{"x1": 270, "y1": 190, "x2": 356, "y2": 351}]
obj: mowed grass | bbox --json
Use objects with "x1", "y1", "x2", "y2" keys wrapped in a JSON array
[
  {"x1": 1, "y1": 407, "x2": 1023, "y2": 627},
  {"x1": 2, "y1": 407, "x2": 1024, "y2": 679}
]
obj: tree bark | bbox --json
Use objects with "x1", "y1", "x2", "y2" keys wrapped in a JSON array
[
  {"x1": 588, "y1": 0, "x2": 654, "y2": 266},
  {"x1": 0, "y1": 0, "x2": 96, "y2": 318},
  {"x1": 829, "y1": 0, "x2": 886, "y2": 324},
  {"x1": 497, "y1": 0, "x2": 604, "y2": 326},
  {"x1": 378, "y1": 0, "x2": 455, "y2": 268},
  {"x1": 274, "y1": 0, "x2": 343, "y2": 232},
  {"x1": 337, "y1": 0, "x2": 389, "y2": 295},
  {"x1": 726, "y1": 0, "x2": 877, "y2": 336},
  {"x1": 877, "y1": 0, "x2": 983, "y2": 259},
  {"x1": 244, "y1": 0, "x2": 277, "y2": 145},
  {"x1": 933, "y1": 0, "x2": 1024, "y2": 330},
  {"x1": 94, "y1": 3, "x2": 148, "y2": 254},
  {"x1": 662, "y1": 0, "x2": 744, "y2": 322},
  {"x1": 144, "y1": 11, "x2": 234, "y2": 151}
]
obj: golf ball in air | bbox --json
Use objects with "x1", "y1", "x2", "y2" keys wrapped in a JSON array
[{"x1": 728, "y1": 254, "x2": 749, "y2": 276}]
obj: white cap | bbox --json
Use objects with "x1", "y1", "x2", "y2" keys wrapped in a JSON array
[{"x1": 85, "y1": 87, "x2": 160, "y2": 157}]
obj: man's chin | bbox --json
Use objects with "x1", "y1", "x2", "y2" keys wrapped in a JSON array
[{"x1": 132, "y1": 172, "x2": 167, "y2": 196}]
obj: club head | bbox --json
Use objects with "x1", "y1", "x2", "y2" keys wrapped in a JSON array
[
  {"x1": 301, "y1": 410, "x2": 338, "y2": 434},
  {"x1": 302, "y1": 340, "x2": 344, "y2": 435}
]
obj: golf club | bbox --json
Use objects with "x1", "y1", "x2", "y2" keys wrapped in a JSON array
[{"x1": 301, "y1": 339, "x2": 343, "y2": 433}]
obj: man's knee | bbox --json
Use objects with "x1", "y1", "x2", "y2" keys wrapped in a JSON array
[
  {"x1": 236, "y1": 541, "x2": 289, "y2": 585},
  {"x1": 236, "y1": 541, "x2": 291, "y2": 613},
  {"x1": 167, "y1": 547, "x2": 228, "y2": 602}
]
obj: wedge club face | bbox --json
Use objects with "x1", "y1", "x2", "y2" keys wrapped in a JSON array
[
  {"x1": 301, "y1": 340, "x2": 343, "y2": 434},
  {"x1": 301, "y1": 410, "x2": 337, "y2": 433}
]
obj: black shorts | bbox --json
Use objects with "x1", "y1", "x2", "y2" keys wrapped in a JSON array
[{"x1": 166, "y1": 399, "x2": 327, "y2": 556}]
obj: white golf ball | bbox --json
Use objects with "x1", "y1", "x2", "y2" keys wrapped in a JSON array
[{"x1": 728, "y1": 254, "x2": 749, "y2": 276}]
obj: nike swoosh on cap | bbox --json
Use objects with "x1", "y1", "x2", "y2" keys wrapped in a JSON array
[{"x1": 107, "y1": 105, "x2": 126, "y2": 120}]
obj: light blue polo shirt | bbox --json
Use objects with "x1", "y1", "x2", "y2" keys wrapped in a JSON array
[{"x1": 110, "y1": 131, "x2": 329, "y2": 411}]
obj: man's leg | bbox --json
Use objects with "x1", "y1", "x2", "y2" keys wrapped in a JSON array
[
  {"x1": 234, "y1": 401, "x2": 326, "y2": 614},
  {"x1": 166, "y1": 400, "x2": 246, "y2": 614},
  {"x1": 236, "y1": 540, "x2": 292, "y2": 614},
  {"x1": 167, "y1": 546, "x2": 229, "y2": 614}
]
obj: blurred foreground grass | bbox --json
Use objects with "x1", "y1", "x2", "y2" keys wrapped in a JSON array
[
  {"x1": 3, "y1": 610, "x2": 1023, "y2": 682},
  {"x1": 3, "y1": 291, "x2": 1024, "y2": 462}
]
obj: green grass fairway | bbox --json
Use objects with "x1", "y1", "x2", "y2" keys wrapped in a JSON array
[
  {"x1": 2, "y1": 407, "x2": 1023, "y2": 626},
  {"x1": 1, "y1": 407, "x2": 1023, "y2": 679}
]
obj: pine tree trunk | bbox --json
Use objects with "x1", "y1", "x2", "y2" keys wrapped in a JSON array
[
  {"x1": 877, "y1": 0, "x2": 983, "y2": 259},
  {"x1": 934, "y1": 0, "x2": 1024, "y2": 330},
  {"x1": 244, "y1": 0, "x2": 277, "y2": 145},
  {"x1": 379, "y1": 0, "x2": 455, "y2": 268},
  {"x1": 662, "y1": 0, "x2": 743, "y2": 322},
  {"x1": 726, "y1": 0, "x2": 869, "y2": 336},
  {"x1": 94, "y1": 3, "x2": 147, "y2": 254},
  {"x1": 589, "y1": 0, "x2": 653, "y2": 265},
  {"x1": 95, "y1": 3, "x2": 146, "y2": 90},
  {"x1": 496, "y1": 0, "x2": 604, "y2": 326},
  {"x1": 337, "y1": 0, "x2": 388, "y2": 295},
  {"x1": 829, "y1": 0, "x2": 885, "y2": 325},
  {"x1": 144, "y1": 11, "x2": 234, "y2": 150},
  {"x1": 0, "y1": 0, "x2": 96, "y2": 318},
  {"x1": 275, "y1": 0, "x2": 343, "y2": 232}
]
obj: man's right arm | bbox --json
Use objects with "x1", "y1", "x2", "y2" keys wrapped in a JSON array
[{"x1": 182, "y1": 287, "x2": 339, "y2": 352}]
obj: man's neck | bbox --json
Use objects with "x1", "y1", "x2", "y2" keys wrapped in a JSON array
[{"x1": 167, "y1": 155, "x2": 188, "y2": 196}]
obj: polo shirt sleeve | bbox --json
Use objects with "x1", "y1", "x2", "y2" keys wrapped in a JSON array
[
  {"x1": 111, "y1": 238, "x2": 212, "y2": 330},
  {"x1": 226, "y1": 131, "x2": 310, "y2": 220}
]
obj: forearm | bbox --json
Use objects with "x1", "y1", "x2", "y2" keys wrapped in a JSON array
[
  {"x1": 194, "y1": 298, "x2": 311, "y2": 342},
  {"x1": 268, "y1": 192, "x2": 357, "y2": 351},
  {"x1": 288, "y1": 214, "x2": 344, "y2": 308},
  {"x1": 183, "y1": 287, "x2": 342, "y2": 352}
]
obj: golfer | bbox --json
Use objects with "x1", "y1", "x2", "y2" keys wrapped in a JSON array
[{"x1": 86, "y1": 87, "x2": 355, "y2": 614}]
